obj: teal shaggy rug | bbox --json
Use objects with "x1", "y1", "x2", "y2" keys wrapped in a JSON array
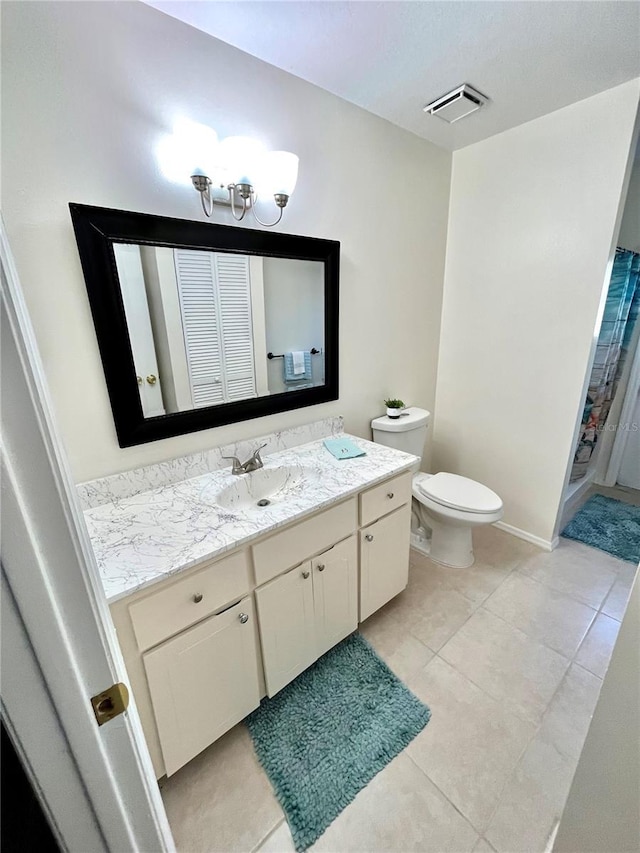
[
  {"x1": 245, "y1": 632, "x2": 431, "y2": 851},
  {"x1": 562, "y1": 494, "x2": 640, "y2": 563}
]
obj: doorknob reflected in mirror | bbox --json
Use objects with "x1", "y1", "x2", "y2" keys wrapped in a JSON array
[
  {"x1": 146, "y1": 374, "x2": 157, "y2": 385},
  {"x1": 136, "y1": 375, "x2": 143, "y2": 385}
]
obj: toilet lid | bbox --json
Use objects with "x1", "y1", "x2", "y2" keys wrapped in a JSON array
[{"x1": 417, "y1": 472, "x2": 502, "y2": 514}]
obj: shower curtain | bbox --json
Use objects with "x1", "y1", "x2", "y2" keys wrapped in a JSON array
[{"x1": 571, "y1": 248, "x2": 640, "y2": 481}]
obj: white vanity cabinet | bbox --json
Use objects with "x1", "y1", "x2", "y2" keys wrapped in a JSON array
[
  {"x1": 359, "y1": 471, "x2": 412, "y2": 621},
  {"x1": 360, "y1": 504, "x2": 412, "y2": 621},
  {"x1": 254, "y1": 561, "x2": 317, "y2": 696},
  {"x1": 256, "y1": 535, "x2": 358, "y2": 696},
  {"x1": 109, "y1": 470, "x2": 412, "y2": 779},
  {"x1": 143, "y1": 597, "x2": 260, "y2": 776}
]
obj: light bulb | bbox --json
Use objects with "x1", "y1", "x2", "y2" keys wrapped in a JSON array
[
  {"x1": 218, "y1": 136, "x2": 265, "y2": 186},
  {"x1": 264, "y1": 151, "x2": 299, "y2": 197},
  {"x1": 156, "y1": 119, "x2": 218, "y2": 185}
]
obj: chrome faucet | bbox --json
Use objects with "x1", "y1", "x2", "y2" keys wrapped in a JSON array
[{"x1": 222, "y1": 443, "x2": 267, "y2": 475}]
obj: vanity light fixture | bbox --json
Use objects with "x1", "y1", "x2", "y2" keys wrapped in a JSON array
[
  {"x1": 190, "y1": 136, "x2": 299, "y2": 228},
  {"x1": 157, "y1": 121, "x2": 299, "y2": 228}
]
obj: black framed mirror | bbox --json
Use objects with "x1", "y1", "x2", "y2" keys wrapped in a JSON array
[{"x1": 69, "y1": 204, "x2": 339, "y2": 447}]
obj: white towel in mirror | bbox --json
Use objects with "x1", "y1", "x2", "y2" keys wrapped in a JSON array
[{"x1": 292, "y1": 351, "x2": 306, "y2": 375}]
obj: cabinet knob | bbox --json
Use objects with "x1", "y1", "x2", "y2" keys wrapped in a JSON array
[
  {"x1": 365, "y1": 534, "x2": 374, "y2": 542},
  {"x1": 146, "y1": 374, "x2": 157, "y2": 386},
  {"x1": 387, "y1": 492, "x2": 394, "y2": 499},
  {"x1": 302, "y1": 570, "x2": 310, "y2": 579},
  {"x1": 239, "y1": 612, "x2": 249, "y2": 624},
  {"x1": 192, "y1": 593, "x2": 203, "y2": 603},
  {"x1": 317, "y1": 564, "x2": 325, "y2": 572}
]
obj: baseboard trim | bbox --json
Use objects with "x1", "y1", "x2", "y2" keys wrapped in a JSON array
[{"x1": 494, "y1": 521, "x2": 558, "y2": 552}]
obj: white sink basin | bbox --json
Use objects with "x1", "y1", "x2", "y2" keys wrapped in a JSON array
[{"x1": 214, "y1": 465, "x2": 320, "y2": 511}]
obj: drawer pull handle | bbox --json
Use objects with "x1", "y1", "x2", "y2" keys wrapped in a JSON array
[
  {"x1": 317, "y1": 563, "x2": 325, "y2": 572},
  {"x1": 302, "y1": 570, "x2": 310, "y2": 579},
  {"x1": 239, "y1": 612, "x2": 249, "y2": 624},
  {"x1": 365, "y1": 534, "x2": 374, "y2": 542},
  {"x1": 387, "y1": 492, "x2": 394, "y2": 499},
  {"x1": 193, "y1": 593, "x2": 204, "y2": 603}
]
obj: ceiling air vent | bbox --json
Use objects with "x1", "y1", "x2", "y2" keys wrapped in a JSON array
[{"x1": 423, "y1": 84, "x2": 488, "y2": 123}]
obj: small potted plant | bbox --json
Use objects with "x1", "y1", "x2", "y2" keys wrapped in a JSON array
[{"x1": 384, "y1": 398, "x2": 406, "y2": 419}]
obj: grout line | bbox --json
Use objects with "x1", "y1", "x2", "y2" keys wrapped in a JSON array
[
  {"x1": 403, "y1": 750, "x2": 485, "y2": 837},
  {"x1": 512, "y1": 562, "x2": 616, "y2": 612},
  {"x1": 250, "y1": 818, "x2": 286, "y2": 853},
  {"x1": 432, "y1": 649, "x2": 545, "y2": 728}
]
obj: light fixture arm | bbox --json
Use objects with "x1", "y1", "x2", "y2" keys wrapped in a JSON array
[
  {"x1": 191, "y1": 174, "x2": 214, "y2": 217},
  {"x1": 228, "y1": 184, "x2": 249, "y2": 221},
  {"x1": 250, "y1": 192, "x2": 285, "y2": 228},
  {"x1": 191, "y1": 170, "x2": 293, "y2": 228}
]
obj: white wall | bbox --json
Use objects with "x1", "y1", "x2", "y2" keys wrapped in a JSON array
[
  {"x1": 554, "y1": 571, "x2": 640, "y2": 853},
  {"x1": 1, "y1": 0, "x2": 450, "y2": 483},
  {"x1": 618, "y1": 149, "x2": 640, "y2": 253},
  {"x1": 432, "y1": 81, "x2": 639, "y2": 545},
  {"x1": 263, "y1": 257, "x2": 324, "y2": 394}
]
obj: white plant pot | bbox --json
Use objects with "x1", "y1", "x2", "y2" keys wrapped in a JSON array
[{"x1": 386, "y1": 407, "x2": 403, "y2": 419}]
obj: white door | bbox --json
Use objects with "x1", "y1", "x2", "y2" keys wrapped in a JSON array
[
  {"x1": 175, "y1": 250, "x2": 257, "y2": 407},
  {"x1": 144, "y1": 597, "x2": 260, "y2": 776},
  {"x1": 313, "y1": 536, "x2": 358, "y2": 658},
  {"x1": 618, "y1": 390, "x2": 640, "y2": 488},
  {"x1": 1, "y1": 223, "x2": 174, "y2": 851},
  {"x1": 114, "y1": 243, "x2": 166, "y2": 417},
  {"x1": 254, "y1": 561, "x2": 316, "y2": 696},
  {"x1": 360, "y1": 504, "x2": 411, "y2": 622}
]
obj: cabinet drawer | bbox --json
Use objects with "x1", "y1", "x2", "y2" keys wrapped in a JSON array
[
  {"x1": 129, "y1": 550, "x2": 251, "y2": 652},
  {"x1": 252, "y1": 497, "x2": 357, "y2": 586},
  {"x1": 359, "y1": 471, "x2": 412, "y2": 526}
]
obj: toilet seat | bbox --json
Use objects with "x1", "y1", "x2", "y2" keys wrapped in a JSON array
[{"x1": 414, "y1": 472, "x2": 502, "y2": 515}]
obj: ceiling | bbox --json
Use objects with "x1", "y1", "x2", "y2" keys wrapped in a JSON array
[{"x1": 144, "y1": 1, "x2": 640, "y2": 151}]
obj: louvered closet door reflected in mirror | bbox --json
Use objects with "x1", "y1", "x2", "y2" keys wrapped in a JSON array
[{"x1": 174, "y1": 250, "x2": 257, "y2": 409}]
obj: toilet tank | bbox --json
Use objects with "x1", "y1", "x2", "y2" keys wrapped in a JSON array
[{"x1": 371, "y1": 407, "x2": 430, "y2": 462}]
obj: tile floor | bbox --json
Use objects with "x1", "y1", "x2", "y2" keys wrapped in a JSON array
[{"x1": 161, "y1": 525, "x2": 637, "y2": 853}]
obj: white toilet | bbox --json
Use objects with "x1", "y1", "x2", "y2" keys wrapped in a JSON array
[{"x1": 371, "y1": 407, "x2": 503, "y2": 568}]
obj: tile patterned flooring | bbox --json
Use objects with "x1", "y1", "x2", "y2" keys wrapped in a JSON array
[{"x1": 161, "y1": 525, "x2": 637, "y2": 853}]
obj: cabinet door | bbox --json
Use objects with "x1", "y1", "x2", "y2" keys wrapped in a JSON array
[
  {"x1": 313, "y1": 535, "x2": 358, "y2": 658},
  {"x1": 360, "y1": 503, "x2": 411, "y2": 621},
  {"x1": 143, "y1": 596, "x2": 260, "y2": 776},
  {"x1": 255, "y1": 561, "x2": 316, "y2": 697}
]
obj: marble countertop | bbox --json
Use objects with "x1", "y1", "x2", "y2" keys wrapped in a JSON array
[{"x1": 84, "y1": 433, "x2": 418, "y2": 603}]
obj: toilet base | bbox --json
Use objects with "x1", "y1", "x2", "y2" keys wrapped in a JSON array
[
  {"x1": 410, "y1": 530, "x2": 431, "y2": 557},
  {"x1": 429, "y1": 523, "x2": 475, "y2": 568},
  {"x1": 412, "y1": 500, "x2": 476, "y2": 569},
  {"x1": 410, "y1": 525, "x2": 475, "y2": 569}
]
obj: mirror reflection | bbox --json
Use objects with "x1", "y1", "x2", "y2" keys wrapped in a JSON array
[{"x1": 113, "y1": 245, "x2": 325, "y2": 418}]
